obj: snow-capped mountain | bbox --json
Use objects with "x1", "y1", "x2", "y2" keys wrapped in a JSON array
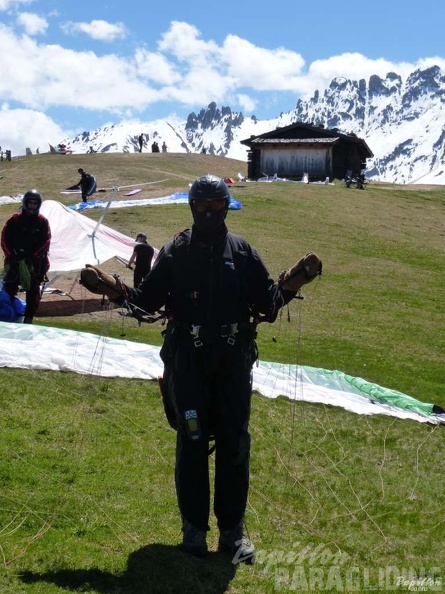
[
  {"x1": 59, "y1": 65, "x2": 445, "y2": 185},
  {"x1": 289, "y1": 65, "x2": 445, "y2": 185},
  {"x1": 60, "y1": 104, "x2": 278, "y2": 162}
]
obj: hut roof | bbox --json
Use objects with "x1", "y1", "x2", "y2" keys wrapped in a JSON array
[{"x1": 241, "y1": 122, "x2": 373, "y2": 157}]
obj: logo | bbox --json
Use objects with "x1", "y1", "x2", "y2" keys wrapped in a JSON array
[
  {"x1": 232, "y1": 538, "x2": 256, "y2": 565},
  {"x1": 254, "y1": 542, "x2": 442, "y2": 591}
]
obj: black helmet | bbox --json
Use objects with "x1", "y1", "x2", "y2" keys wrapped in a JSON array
[
  {"x1": 22, "y1": 189, "x2": 42, "y2": 215},
  {"x1": 136, "y1": 232, "x2": 147, "y2": 242},
  {"x1": 189, "y1": 174, "x2": 230, "y2": 236},
  {"x1": 188, "y1": 174, "x2": 230, "y2": 206}
]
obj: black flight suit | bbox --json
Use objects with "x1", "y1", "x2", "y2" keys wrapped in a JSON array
[
  {"x1": 1, "y1": 211, "x2": 51, "y2": 321},
  {"x1": 125, "y1": 225, "x2": 294, "y2": 532}
]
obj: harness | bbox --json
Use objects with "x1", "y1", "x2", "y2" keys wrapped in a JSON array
[
  {"x1": 168, "y1": 230, "x2": 258, "y2": 347},
  {"x1": 167, "y1": 319, "x2": 258, "y2": 349},
  {"x1": 189, "y1": 322, "x2": 239, "y2": 347}
]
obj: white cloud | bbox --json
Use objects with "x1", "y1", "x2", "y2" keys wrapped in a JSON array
[
  {"x1": 134, "y1": 48, "x2": 181, "y2": 85},
  {"x1": 0, "y1": 0, "x2": 33, "y2": 10},
  {"x1": 237, "y1": 94, "x2": 257, "y2": 113},
  {"x1": 158, "y1": 21, "x2": 219, "y2": 63},
  {"x1": 222, "y1": 35, "x2": 306, "y2": 91},
  {"x1": 165, "y1": 65, "x2": 236, "y2": 106},
  {"x1": 0, "y1": 103, "x2": 67, "y2": 157},
  {"x1": 0, "y1": 19, "x2": 434, "y2": 116},
  {"x1": 0, "y1": 23, "x2": 158, "y2": 111},
  {"x1": 61, "y1": 19, "x2": 127, "y2": 42},
  {"x1": 16, "y1": 12, "x2": 48, "y2": 35},
  {"x1": 155, "y1": 22, "x2": 242, "y2": 106}
]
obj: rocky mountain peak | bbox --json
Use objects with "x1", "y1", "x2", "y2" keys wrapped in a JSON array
[{"x1": 59, "y1": 64, "x2": 445, "y2": 184}]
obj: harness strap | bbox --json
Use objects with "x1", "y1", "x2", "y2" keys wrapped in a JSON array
[{"x1": 173, "y1": 321, "x2": 257, "y2": 347}]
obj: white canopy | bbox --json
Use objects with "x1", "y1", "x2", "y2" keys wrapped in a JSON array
[
  {"x1": 0, "y1": 322, "x2": 441, "y2": 425},
  {"x1": 39, "y1": 200, "x2": 157, "y2": 273}
]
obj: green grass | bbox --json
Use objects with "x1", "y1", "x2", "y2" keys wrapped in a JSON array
[{"x1": 1, "y1": 153, "x2": 445, "y2": 593}]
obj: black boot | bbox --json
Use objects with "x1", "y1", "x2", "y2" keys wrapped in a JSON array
[
  {"x1": 23, "y1": 316, "x2": 33, "y2": 324},
  {"x1": 181, "y1": 518, "x2": 208, "y2": 557},
  {"x1": 218, "y1": 522, "x2": 255, "y2": 564}
]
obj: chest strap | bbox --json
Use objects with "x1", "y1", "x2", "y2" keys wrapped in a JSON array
[{"x1": 190, "y1": 323, "x2": 239, "y2": 346}]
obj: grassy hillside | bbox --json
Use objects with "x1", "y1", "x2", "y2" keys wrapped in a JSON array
[{"x1": 1, "y1": 153, "x2": 445, "y2": 593}]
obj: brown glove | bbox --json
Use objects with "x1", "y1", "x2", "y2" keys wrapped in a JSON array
[
  {"x1": 79, "y1": 264, "x2": 127, "y2": 301},
  {"x1": 278, "y1": 252, "x2": 322, "y2": 292}
]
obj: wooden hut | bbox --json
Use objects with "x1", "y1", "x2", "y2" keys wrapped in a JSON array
[{"x1": 240, "y1": 122, "x2": 373, "y2": 181}]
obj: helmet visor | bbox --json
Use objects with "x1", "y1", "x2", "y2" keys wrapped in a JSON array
[{"x1": 192, "y1": 198, "x2": 227, "y2": 213}]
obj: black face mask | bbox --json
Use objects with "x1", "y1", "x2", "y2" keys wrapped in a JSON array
[
  {"x1": 22, "y1": 204, "x2": 40, "y2": 216},
  {"x1": 191, "y1": 205, "x2": 228, "y2": 236}
]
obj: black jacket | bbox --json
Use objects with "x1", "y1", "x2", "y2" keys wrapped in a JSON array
[
  {"x1": 127, "y1": 227, "x2": 293, "y2": 329},
  {"x1": 1, "y1": 211, "x2": 51, "y2": 263}
]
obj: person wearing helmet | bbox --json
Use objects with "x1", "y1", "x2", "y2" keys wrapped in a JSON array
[
  {"x1": 82, "y1": 174, "x2": 311, "y2": 563},
  {"x1": 1, "y1": 190, "x2": 51, "y2": 324},
  {"x1": 126, "y1": 232, "x2": 154, "y2": 287}
]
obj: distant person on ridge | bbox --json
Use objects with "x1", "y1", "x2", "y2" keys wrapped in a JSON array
[
  {"x1": 127, "y1": 232, "x2": 155, "y2": 287},
  {"x1": 138, "y1": 133, "x2": 144, "y2": 153}
]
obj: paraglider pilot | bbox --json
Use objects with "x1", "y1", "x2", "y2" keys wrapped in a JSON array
[
  {"x1": 79, "y1": 174, "x2": 322, "y2": 563},
  {"x1": 1, "y1": 190, "x2": 51, "y2": 324}
]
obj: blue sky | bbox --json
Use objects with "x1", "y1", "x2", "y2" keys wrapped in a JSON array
[{"x1": 1, "y1": 0, "x2": 445, "y2": 155}]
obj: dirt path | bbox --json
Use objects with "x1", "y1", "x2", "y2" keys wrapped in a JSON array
[{"x1": 35, "y1": 262, "x2": 134, "y2": 323}]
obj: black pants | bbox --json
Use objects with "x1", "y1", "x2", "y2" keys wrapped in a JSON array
[
  {"x1": 161, "y1": 332, "x2": 254, "y2": 532},
  {"x1": 3, "y1": 258, "x2": 47, "y2": 320},
  {"x1": 133, "y1": 268, "x2": 149, "y2": 288}
]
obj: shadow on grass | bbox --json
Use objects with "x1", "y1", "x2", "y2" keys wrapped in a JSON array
[{"x1": 20, "y1": 543, "x2": 238, "y2": 593}]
